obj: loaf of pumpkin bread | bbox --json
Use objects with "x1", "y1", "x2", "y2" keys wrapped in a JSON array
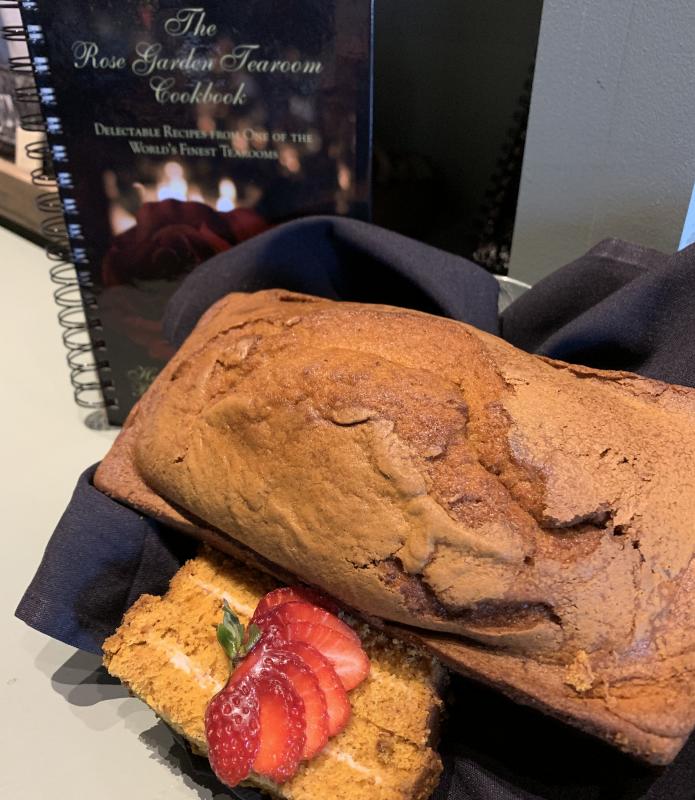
[{"x1": 95, "y1": 289, "x2": 695, "y2": 765}]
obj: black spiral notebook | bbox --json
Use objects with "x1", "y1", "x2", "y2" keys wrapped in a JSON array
[{"x1": 11, "y1": 0, "x2": 373, "y2": 424}]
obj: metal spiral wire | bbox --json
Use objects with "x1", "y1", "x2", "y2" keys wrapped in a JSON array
[{"x1": 3, "y1": 6, "x2": 107, "y2": 409}]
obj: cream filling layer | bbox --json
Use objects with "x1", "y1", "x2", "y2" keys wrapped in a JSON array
[
  {"x1": 323, "y1": 746, "x2": 384, "y2": 785},
  {"x1": 161, "y1": 642, "x2": 224, "y2": 693},
  {"x1": 189, "y1": 575, "x2": 256, "y2": 618}
]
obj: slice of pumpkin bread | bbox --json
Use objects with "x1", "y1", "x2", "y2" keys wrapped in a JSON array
[{"x1": 103, "y1": 549, "x2": 445, "y2": 800}]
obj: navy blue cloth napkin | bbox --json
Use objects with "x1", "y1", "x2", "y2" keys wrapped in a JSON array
[
  {"x1": 16, "y1": 218, "x2": 695, "y2": 800},
  {"x1": 162, "y1": 215, "x2": 501, "y2": 348}
]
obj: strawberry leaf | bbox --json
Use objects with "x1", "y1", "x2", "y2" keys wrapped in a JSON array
[
  {"x1": 216, "y1": 600, "x2": 245, "y2": 662},
  {"x1": 216, "y1": 601, "x2": 264, "y2": 664},
  {"x1": 244, "y1": 623, "x2": 263, "y2": 654}
]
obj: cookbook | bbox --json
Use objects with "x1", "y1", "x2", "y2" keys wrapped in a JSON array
[{"x1": 18, "y1": 0, "x2": 373, "y2": 423}]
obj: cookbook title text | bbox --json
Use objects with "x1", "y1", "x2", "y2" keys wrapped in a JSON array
[{"x1": 71, "y1": 7, "x2": 324, "y2": 106}]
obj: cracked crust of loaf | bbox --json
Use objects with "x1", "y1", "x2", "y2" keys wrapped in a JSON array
[
  {"x1": 95, "y1": 289, "x2": 695, "y2": 765},
  {"x1": 103, "y1": 549, "x2": 444, "y2": 800}
]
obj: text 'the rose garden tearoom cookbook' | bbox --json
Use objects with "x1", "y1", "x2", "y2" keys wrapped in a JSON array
[{"x1": 17, "y1": 0, "x2": 373, "y2": 424}]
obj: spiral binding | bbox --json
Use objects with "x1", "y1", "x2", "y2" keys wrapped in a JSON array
[{"x1": 1, "y1": 1, "x2": 114, "y2": 411}]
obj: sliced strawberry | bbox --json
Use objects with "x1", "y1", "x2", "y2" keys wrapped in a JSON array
[
  {"x1": 252, "y1": 669, "x2": 306, "y2": 782},
  {"x1": 275, "y1": 650, "x2": 329, "y2": 759},
  {"x1": 252, "y1": 586, "x2": 340, "y2": 620},
  {"x1": 255, "y1": 600, "x2": 361, "y2": 646},
  {"x1": 264, "y1": 621, "x2": 370, "y2": 692},
  {"x1": 205, "y1": 674, "x2": 260, "y2": 788},
  {"x1": 228, "y1": 641, "x2": 265, "y2": 686},
  {"x1": 281, "y1": 641, "x2": 351, "y2": 736},
  {"x1": 206, "y1": 593, "x2": 368, "y2": 788},
  {"x1": 227, "y1": 644, "x2": 327, "y2": 761}
]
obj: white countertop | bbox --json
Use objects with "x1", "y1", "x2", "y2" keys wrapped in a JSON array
[{"x1": 0, "y1": 226, "x2": 224, "y2": 799}]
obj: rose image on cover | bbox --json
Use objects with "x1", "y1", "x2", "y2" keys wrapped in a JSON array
[
  {"x1": 20, "y1": 0, "x2": 373, "y2": 423},
  {"x1": 99, "y1": 191, "x2": 270, "y2": 365}
]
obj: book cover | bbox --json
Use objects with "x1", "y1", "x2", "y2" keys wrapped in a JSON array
[{"x1": 19, "y1": 0, "x2": 373, "y2": 424}]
